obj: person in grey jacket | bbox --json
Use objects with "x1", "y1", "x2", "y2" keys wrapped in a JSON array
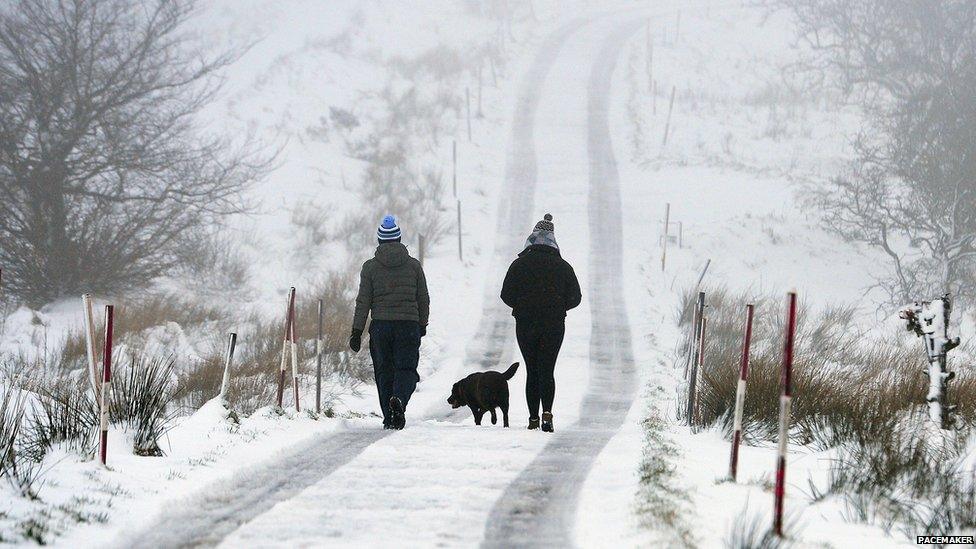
[{"x1": 350, "y1": 215, "x2": 429, "y2": 430}]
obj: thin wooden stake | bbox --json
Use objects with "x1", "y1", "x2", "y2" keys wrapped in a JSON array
[
  {"x1": 219, "y1": 333, "x2": 237, "y2": 402},
  {"x1": 99, "y1": 305, "x2": 114, "y2": 466},
  {"x1": 662, "y1": 85, "x2": 676, "y2": 148},
  {"x1": 774, "y1": 292, "x2": 798, "y2": 537},
  {"x1": 316, "y1": 299, "x2": 323, "y2": 414},
  {"x1": 457, "y1": 200, "x2": 463, "y2": 261},
  {"x1": 692, "y1": 316, "x2": 707, "y2": 424},
  {"x1": 729, "y1": 304, "x2": 754, "y2": 481},
  {"x1": 661, "y1": 202, "x2": 670, "y2": 271}
]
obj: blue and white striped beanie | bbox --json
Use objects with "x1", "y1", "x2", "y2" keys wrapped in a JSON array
[{"x1": 377, "y1": 214, "x2": 402, "y2": 242}]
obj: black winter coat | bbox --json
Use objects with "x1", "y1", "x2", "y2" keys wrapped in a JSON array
[{"x1": 500, "y1": 244, "x2": 582, "y2": 321}]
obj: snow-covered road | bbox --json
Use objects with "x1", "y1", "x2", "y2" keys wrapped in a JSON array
[
  {"x1": 113, "y1": 11, "x2": 650, "y2": 548},
  {"x1": 481, "y1": 19, "x2": 641, "y2": 548}
]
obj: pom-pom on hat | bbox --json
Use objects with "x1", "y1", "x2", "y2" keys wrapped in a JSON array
[
  {"x1": 377, "y1": 214, "x2": 402, "y2": 241},
  {"x1": 534, "y1": 213, "x2": 554, "y2": 232}
]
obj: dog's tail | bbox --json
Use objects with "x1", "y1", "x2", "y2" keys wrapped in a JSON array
[{"x1": 501, "y1": 362, "x2": 520, "y2": 380}]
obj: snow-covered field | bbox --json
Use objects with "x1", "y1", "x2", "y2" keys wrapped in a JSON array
[{"x1": 1, "y1": 1, "x2": 972, "y2": 547}]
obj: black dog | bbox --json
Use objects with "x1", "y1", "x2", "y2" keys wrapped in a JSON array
[{"x1": 447, "y1": 363, "x2": 519, "y2": 427}]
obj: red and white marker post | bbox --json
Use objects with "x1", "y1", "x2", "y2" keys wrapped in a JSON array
[
  {"x1": 99, "y1": 305, "x2": 114, "y2": 466},
  {"x1": 276, "y1": 288, "x2": 296, "y2": 409},
  {"x1": 82, "y1": 294, "x2": 101, "y2": 398},
  {"x1": 729, "y1": 303, "x2": 754, "y2": 481},
  {"x1": 774, "y1": 292, "x2": 797, "y2": 537},
  {"x1": 290, "y1": 294, "x2": 301, "y2": 413}
]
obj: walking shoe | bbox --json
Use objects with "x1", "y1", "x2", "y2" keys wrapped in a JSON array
[
  {"x1": 389, "y1": 397, "x2": 406, "y2": 430},
  {"x1": 527, "y1": 417, "x2": 540, "y2": 430},
  {"x1": 383, "y1": 419, "x2": 393, "y2": 430},
  {"x1": 541, "y1": 412, "x2": 554, "y2": 433}
]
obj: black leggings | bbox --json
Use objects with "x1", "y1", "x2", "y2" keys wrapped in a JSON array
[{"x1": 515, "y1": 318, "x2": 565, "y2": 418}]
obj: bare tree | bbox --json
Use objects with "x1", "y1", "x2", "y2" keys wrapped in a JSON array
[
  {"x1": 0, "y1": 0, "x2": 269, "y2": 307},
  {"x1": 782, "y1": 0, "x2": 976, "y2": 303}
]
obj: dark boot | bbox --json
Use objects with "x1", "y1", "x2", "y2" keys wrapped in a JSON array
[
  {"x1": 541, "y1": 412, "x2": 554, "y2": 433},
  {"x1": 389, "y1": 396, "x2": 406, "y2": 430},
  {"x1": 527, "y1": 417, "x2": 540, "y2": 430}
]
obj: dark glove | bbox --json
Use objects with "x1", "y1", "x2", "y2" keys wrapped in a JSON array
[
  {"x1": 349, "y1": 329, "x2": 363, "y2": 352},
  {"x1": 419, "y1": 325, "x2": 427, "y2": 338}
]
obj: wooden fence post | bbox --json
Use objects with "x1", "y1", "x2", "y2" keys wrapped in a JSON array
[
  {"x1": 687, "y1": 316, "x2": 707, "y2": 426},
  {"x1": 316, "y1": 299, "x2": 323, "y2": 414},
  {"x1": 684, "y1": 290, "x2": 705, "y2": 379},
  {"x1": 218, "y1": 332, "x2": 237, "y2": 402},
  {"x1": 457, "y1": 200, "x2": 463, "y2": 261},
  {"x1": 729, "y1": 304, "x2": 754, "y2": 481},
  {"x1": 276, "y1": 288, "x2": 296, "y2": 408},
  {"x1": 774, "y1": 292, "x2": 798, "y2": 537},
  {"x1": 661, "y1": 203, "x2": 670, "y2": 271},
  {"x1": 662, "y1": 85, "x2": 676, "y2": 148},
  {"x1": 99, "y1": 305, "x2": 114, "y2": 466}
]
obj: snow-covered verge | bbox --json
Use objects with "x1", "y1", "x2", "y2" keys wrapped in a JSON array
[{"x1": 594, "y1": 3, "x2": 975, "y2": 548}]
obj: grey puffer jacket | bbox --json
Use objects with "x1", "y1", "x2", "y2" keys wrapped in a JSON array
[{"x1": 352, "y1": 242, "x2": 429, "y2": 331}]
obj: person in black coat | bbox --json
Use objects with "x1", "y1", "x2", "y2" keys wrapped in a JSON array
[{"x1": 500, "y1": 213, "x2": 581, "y2": 432}]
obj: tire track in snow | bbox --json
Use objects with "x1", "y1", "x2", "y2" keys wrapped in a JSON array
[
  {"x1": 115, "y1": 429, "x2": 387, "y2": 549},
  {"x1": 117, "y1": 20, "x2": 590, "y2": 548},
  {"x1": 481, "y1": 19, "x2": 641, "y2": 548}
]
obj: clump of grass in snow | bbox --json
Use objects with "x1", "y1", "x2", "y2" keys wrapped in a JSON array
[
  {"x1": 724, "y1": 502, "x2": 795, "y2": 549},
  {"x1": 110, "y1": 354, "x2": 181, "y2": 456},
  {"x1": 635, "y1": 395, "x2": 695, "y2": 547}
]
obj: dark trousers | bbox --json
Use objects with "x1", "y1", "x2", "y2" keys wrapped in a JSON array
[
  {"x1": 515, "y1": 317, "x2": 565, "y2": 419},
  {"x1": 369, "y1": 320, "x2": 421, "y2": 422}
]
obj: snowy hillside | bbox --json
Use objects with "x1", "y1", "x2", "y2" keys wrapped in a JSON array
[{"x1": 1, "y1": 0, "x2": 973, "y2": 547}]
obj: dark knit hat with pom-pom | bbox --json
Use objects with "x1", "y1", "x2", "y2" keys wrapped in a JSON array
[{"x1": 534, "y1": 213, "x2": 554, "y2": 232}]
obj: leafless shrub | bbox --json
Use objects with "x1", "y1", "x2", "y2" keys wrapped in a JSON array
[{"x1": 174, "y1": 228, "x2": 253, "y2": 297}]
